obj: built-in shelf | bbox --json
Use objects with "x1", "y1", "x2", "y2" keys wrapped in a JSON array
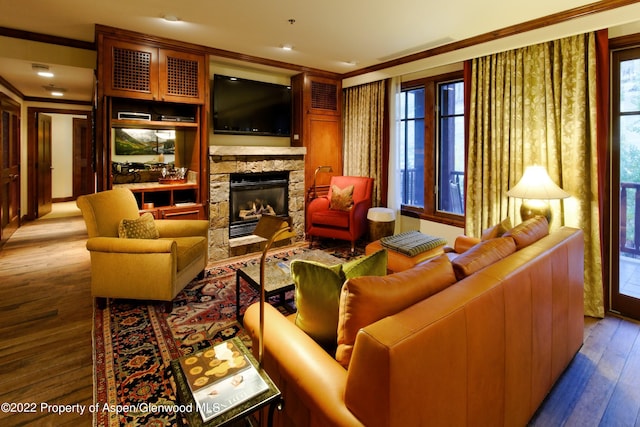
[{"x1": 111, "y1": 119, "x2": 198, "y2": 129}]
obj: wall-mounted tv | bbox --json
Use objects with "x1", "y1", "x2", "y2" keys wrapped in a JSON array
[{"x1": 212, "y1": 74, "x2": 291, "y2": 137}]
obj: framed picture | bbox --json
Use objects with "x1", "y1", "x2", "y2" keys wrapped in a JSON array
[{"x1": 114, "y1": 128, "x2": 175, "y2": 155}]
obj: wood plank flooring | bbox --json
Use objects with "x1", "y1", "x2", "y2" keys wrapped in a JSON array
[
  {"x1": 0, "y1": 203, "x2": 639, "y2": 426},
  {"x1": 0, "y1": 204, "x2": 93, "y2": 426}
]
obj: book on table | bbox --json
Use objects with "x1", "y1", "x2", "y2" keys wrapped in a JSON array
[{"x1": 177, "y1": 339, "x2": 269, "y2": 422}]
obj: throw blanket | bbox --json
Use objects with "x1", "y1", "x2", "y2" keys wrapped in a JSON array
[{"x1": 380, "y1": 231, "x2": 447, "y2": 257}]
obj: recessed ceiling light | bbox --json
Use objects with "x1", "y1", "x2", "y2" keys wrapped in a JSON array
[
  {"x1": 43, "y1": 85, "x2": 66, "y2": 97},
  {"x1": 163, "y1": 15, "x2": 180, "y2": 22},
  {"x1": 281, "y1": 44, "x2": 293, "y2": 51},
  {"x1": 32, "y1": 63, "x2": 54, "y2": 78}
]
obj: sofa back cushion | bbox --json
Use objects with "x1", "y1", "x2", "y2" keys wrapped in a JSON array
[
  {"x1": 336, "y1": 255, "x2": 457, "y2": 368},
  {"x1": 481, "y1": 217, "x2": 513, "y2": 240},
  {"x1": 503, "y1": 216, "x2": 549, "y2": 250},
  {"x1": 451, "y1": 237, "x2": 517, "y2": 281}
]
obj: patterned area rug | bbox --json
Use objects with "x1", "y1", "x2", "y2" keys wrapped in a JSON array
[{"x1": 93, "y1": 240, "x2": 364, "y2": 426}]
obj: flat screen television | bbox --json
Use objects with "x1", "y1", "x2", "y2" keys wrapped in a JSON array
[{"x1": 212, "y1": 74, "x2": 291, "y2": 137}]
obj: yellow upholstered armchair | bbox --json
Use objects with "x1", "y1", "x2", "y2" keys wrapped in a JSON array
[{"x1": 76, "y1": 188, "x2": 209, "y2": 311}]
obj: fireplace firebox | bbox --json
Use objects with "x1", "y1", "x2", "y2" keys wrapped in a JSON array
[{"x1": 229, "y1": 172, "x2": 289, "y2": 238}]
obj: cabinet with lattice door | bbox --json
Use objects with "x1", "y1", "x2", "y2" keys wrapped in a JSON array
[
  {"x1": 101, "y1": 38, "x2": 205, "y2": 104},
  {"x1": 95, "y1": 26, "x2": 209, "y2": 220}
]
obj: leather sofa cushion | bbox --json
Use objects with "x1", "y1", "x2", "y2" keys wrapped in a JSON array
[
  {"x1": 503, "y1": 216, "x2": 549, "y2": 250},
  {"x1": 336, "y1": 254, "x2": 456, "y2": 368},
  {"x1": 481, "y1": 217, "x2": 513, "y2": 240},
  {"x1": 291, "y1": 249, "x2": 387, "y2": 350},
  {"x1": 451, "y1": 236, "x2": 516, "y2": 280},
  {"x1": 311, "y1": 210, "x2": 350, "y2": 228}
]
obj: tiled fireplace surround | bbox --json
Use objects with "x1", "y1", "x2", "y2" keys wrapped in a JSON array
[{"x1": 208, "y1": 146, "x2": 306, "y2": 261}]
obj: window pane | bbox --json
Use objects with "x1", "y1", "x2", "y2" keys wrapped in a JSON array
[
  {"x1": 440, "y1": 82, "x2": 464, "y2": 115},
  {"x1": 437, "y1": 80, "x2": 465, "y2": 215},
  {"x1": 621, "y1": 59, "x2": 640, "y2": 113},
  {"x1": 404, "y1": 119, "x2": 424, "y2": 207},
  {"x1": 400, "y1": 86, "x2": 425, "y2": 208},
  {"x1": 405, "y1": 88, "x2": 424, "y2": 119}
]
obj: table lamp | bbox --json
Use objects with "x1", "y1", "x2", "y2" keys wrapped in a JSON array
[
  {"x1": 506, "y1": 165, "x2": 570, "y2": 224},
  {"x1": 258, "y1": 221, "x2": 295, "y2": 367},
  {"x1": 312, "y1": 165, "x2": 333, "y2": 198}
]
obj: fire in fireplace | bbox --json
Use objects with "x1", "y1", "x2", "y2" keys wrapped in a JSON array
[{"x1": 229, "y1": 172, "x2": 289, "y2": 238}]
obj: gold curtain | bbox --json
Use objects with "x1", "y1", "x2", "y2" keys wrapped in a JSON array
[
  {"x1": 343, "y1": 80, "x2": 385, "y2": 206},
  {"x1": 467, "y1": 33, "x2": 604, "y2": 318}
]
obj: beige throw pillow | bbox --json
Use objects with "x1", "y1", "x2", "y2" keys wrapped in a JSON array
[
  {"x1": 118, "y1": 213, "x2": 159, "y2": 239},
  {"x1": 330, "y1": 184, "x2": 354, "y2": 211}
]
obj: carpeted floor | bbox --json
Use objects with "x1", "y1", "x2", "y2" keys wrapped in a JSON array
[{"x1": 93, "y1": 240, "x2": 364, "y2": 426}]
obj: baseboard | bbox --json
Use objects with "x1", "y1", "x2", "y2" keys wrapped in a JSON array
[{"x1": 53, "y1": 197, "x2": 75, "y2": 203}]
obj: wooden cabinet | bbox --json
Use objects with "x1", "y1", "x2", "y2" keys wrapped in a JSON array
[
  {"x1": 291, "y1": 73, "x2": 343, "y2": 197},
  {"x1": 102, "y1": 38, "x2": 206, "y2": 104},
  {"x1": 95, "y1": 26, "x2": 209, "y2": 220}
]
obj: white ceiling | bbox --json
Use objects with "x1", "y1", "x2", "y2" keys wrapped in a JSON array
[{"x1": 0, "y1": 0, "x2": 639, "y2": 102}]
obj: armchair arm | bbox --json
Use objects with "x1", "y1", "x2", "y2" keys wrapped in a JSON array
[
  {"x1": 307, "y1": 196, "x2": 330, "y2": 214},
  {"x1": 86, "y1": 236, "x2": 176, "y2": 254},
  {"x1": 349, "y1": 199, "x2": 372, "y2": 239},
  {"x1": 154, "y1": 219, "x2": 209, "y2": 238},
  {"x1": 306, "y1": 196, "x2": 330, "y2": 226},
  {"x1": 244, "y1": 304, "x2": 363, "y2": 427}
]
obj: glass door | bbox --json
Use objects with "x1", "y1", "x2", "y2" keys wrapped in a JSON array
[{"x1": 611, "y1": 47, "x2": 640, "y2": 320}]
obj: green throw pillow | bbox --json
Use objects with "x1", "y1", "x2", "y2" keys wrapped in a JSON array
[
  {"x1": 291, "y1": 249, "x2": 388, "y2": 350},
  {"x1": 341, "y1": 248, "x2": 388, "y2": 280},
  {"x1": 291, "y1": 260, "x2": 344, "y2": 349},
  {"x1": 118, "y1": 212, "x2": 159, "y2": 239}
]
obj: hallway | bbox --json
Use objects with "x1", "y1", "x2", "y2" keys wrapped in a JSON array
[{"x1": 0, "y1": 203, "x2": 93, "y2": 426}]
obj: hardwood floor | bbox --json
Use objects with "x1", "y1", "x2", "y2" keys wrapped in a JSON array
[
  {"x1": 0, "y1": 203, "x2": 93, "y2": 426},
  {"x1": 0, "y1": 203, "x2": 639, "y2": 426}
]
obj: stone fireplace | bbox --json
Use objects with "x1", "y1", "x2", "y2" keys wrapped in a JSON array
[
  {"x1": 229, "y1": 171, "x2": 289, "y2": 239},
  {"x1": 209, "y1": 145, "x2": 306, "y2": 261}
]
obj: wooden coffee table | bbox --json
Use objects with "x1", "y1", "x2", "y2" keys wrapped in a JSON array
[{"x1": 236, "y1": 250, "x2": 343, "y2": 320}]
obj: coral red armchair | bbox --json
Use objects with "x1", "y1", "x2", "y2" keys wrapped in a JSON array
[{"x1": 306, "y1": 176, "x2": 374, "y2": 252}]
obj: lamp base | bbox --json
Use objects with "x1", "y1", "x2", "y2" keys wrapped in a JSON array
[{"x1": 520, "y1": 199, "x2": 551, "y2": 224}]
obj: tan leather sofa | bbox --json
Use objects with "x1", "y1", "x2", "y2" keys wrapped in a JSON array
[
  {"x1": 77, "y1": 188, "x2": 209, "y2": 310},
  {"x1": 243, "y1": 225, "x2": 584, "y2": 426}
]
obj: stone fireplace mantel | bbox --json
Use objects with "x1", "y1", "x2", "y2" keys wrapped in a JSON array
[
  {"x1": 209, "y1": 145, "x2": 306, "y2": 157},
  {"x1": 208, "y1": 145, "x2": 306, "y2": 261}
]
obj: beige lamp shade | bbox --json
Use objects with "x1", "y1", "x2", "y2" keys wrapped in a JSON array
[
  {"x1": 506, "y1": 166, "x2": 570, "y2": 200},
  {"x1": 506, "y1": 166, "x2": 570, "y2": 223}
]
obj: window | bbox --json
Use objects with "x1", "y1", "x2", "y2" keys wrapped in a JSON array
[
  {"x1": 399, "y1": 87, "x2": 425, "y2": 207},
  {"x1": 399, "y1": 72, "x2": 465, "y2": 225},
  {"x1": 437, "y1": 80, "x2": 465, "y2": 215}
]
